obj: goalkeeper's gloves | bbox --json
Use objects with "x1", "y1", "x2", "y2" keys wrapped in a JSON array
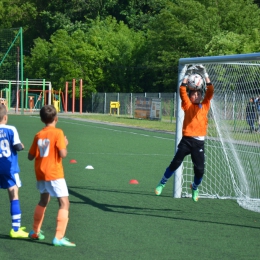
[
  {"x1": 195, "y1": 64, "x2": 209, "y2": 78},
  {"x1": 183, "y1": 64, "x2": 196, "y2": 80}
]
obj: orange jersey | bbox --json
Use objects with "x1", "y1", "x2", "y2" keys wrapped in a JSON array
[
  {"x1": 180, "y1": 84, "x2": 214, "y2": 137},
  {"x1": 29, "y1": 126, "x2": 66, "y2": 181}
]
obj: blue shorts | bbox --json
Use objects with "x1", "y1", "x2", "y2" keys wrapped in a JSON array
[{"x1": 0, "y1": 173, "x2": 22, "y2": 189}]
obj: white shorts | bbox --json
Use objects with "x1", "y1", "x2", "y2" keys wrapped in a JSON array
[{"x1": 36, "y1": 179, "x2": 69, "y2": 197}]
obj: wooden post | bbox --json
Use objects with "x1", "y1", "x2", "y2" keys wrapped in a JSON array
[
  {"x1": 80, "y1": 79, "x2": 83, "y2": 114},
  {"x1": 65, "y1": 82, "x2": 68, "y2": 112},
  {"x1": 72, "y1": 79, "x2": 75, "y2": 113},
  {"x1": 29, "y1": 96, "x2": 34, "y2": 112}
]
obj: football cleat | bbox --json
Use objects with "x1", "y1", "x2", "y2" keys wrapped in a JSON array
[
  {"x1": 190, "y1": 184, "x2": 199, "y2": 202},
  {"x1": 53, "y1": 237, "x2": 76, "y2": 247},
  {"x1": 10, "y1": 227, "x2": 29, "y2": 238},
  {"x1": 155, "y1": 183, "x2": 165, "y2": 196},
  {"x1": 28, "y1": 230, "x2": 45, "y2": 240}
]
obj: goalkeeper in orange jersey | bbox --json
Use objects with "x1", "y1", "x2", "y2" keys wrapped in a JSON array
[
  {"x1": 155, "y1": 65, "x2": 214, "y2": 202},
  {"x1": 28, "y1": 105, "x2": 76, "y2": 247}
]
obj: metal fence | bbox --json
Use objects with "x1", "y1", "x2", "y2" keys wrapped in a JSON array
[
  {"x1": 71, "y1": 92, "x2": 177, "y2": 118},
  {"x1": 69, "y1": 91, "x2": 259, "y2": 122}
]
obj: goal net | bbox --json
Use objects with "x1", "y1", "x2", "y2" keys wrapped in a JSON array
[
  {"x1": 174, "y1": 53, "x2": 260, "y2": 213},
  {"x1": 0, "y1": 27, "x2": 23, "y2": 110}
]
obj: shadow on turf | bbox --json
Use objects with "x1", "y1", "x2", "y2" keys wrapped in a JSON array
[
  {"x1": 0, "y1": 234, "x2": 53, "y2": 246},
  {"x1": 69, "y1": 185, "x2": 164, "y2": 197},
  {"x1": 68, "y1": 187, "x2": 172, "y2": 213},
  {"x1": 68, "y1": 187, "x2": 260, "y2": 230}
]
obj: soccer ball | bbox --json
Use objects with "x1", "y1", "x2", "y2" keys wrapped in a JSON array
[{"x1": 187, "y1": 74, "x2": 203, "y2": 90}]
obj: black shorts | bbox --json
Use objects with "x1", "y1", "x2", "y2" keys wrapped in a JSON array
[{"x1": 169, "y1": 136, "x2": 205, "y2": 178}]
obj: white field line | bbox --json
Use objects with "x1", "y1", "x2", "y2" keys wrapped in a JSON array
[{"x1": 28, "y1": 116, "x2": 174, "y2": 157}]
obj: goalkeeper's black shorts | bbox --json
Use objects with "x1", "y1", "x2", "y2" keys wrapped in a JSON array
[{"x1": 169, "y1": 136, "x2": 205, "y2": 178}]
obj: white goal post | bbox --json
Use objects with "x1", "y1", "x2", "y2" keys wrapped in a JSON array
[{"x1": 174, "y1": 52, "x2": 260, "y2": 213}]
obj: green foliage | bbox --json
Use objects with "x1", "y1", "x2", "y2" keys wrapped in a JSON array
[
  {"x1": 25, "y1": 17, "x2": 146, "y2": 95},
  {"x1": 86, "y1": 17, "x2": 146, "y2": 92},
  {"x1": 209, "y1": 0, "x2": 260, "y2": 34},
  {"x1": 205, "y1": 32, "x2": 247, "y2": 55},
  {"x1": 144, "y1": 0, "x2": 219, "y2": 91},
  {"x1": 2, "y1": 0, "x2": 260, "y2": 94},
  {"x1": 206, "y1": 28, "x2": 260, "y2": 56},
  {"x1": 0, "y1": 0, "x2": 37, "y2": 29}
]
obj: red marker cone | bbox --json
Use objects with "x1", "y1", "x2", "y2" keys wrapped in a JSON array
[
  {"x1": 129, "y1": 179, "x2": 139, "y2": 184},
  {"x1": 70, "y1": 159, "x2": 77, "y2": 164}
]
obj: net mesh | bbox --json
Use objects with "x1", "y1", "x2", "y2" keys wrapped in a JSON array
[
  {"x1": 0, "y1": 28, "x2": 22, "y2": 108},
  {"x1": 0, "y1": 28, "x2": 20, "y2": 79}
]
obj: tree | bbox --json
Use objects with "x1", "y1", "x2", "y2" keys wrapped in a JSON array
[
  {"x1": 25, "y1": 17, "x2": 146, "y2": 94},
  {"x1": 25, "y1": 29, "x2": 103, "y2": 96},
  {"x1": 3, "y1": 0, "x2": 260, "y2": 94},
  {"x1": 143, "y1": 0, "x2": 217, "y2": 92},
  {"x1": 85, "y1": 17, "x2": 146, "y2": 92},
  {"x1": 142, "y1": 0, "x2": 260, "y2": 92},
  {"x1": 0, "y1": 0, "x2": 37, "y2": 29},
  {"x1": 254, "y1": 0, "x2": 260, "y2": 7},
  {"x1": 205, "y1": 29, "x2": 260, "y2": 55}
]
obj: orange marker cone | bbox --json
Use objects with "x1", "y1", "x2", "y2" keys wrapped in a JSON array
[
  {"x1": 70, "y1": 159, "x2": 77, "y2": 164},
  {"x1": 129, "y1": 179, "x2": 139, "y2": 184}
]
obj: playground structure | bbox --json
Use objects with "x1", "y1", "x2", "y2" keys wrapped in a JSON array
[
  {"x1": 25, "y1": 88, "x2": 64, "y2": 112},
  {"x1": 0, "y1": 79, "x2": 53, "y2": 112},
  {"x1": 0, "y1": 87, "x2": 9, "y2": 111},
  {"x1": 64, "y1": 78, "x2": 83, "y2": 113},
  {"x1": 0, "y1": 78, "x2": 84, "y2": 113}
]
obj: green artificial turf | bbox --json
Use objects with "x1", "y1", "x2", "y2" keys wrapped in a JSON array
[{"x1": 0, "y1": 114, "x2": 260, "y2": 260}]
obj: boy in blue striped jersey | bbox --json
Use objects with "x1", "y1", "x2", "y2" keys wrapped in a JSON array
[{"x1": 0, "y1": 105, "x2": 28, "y2": 238}]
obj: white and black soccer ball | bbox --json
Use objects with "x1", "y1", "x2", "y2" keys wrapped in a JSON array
[{"x1": 187, "y1": 73, "x2": 203, "y2": 90}]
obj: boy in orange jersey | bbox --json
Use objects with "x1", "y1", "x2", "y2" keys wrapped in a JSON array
[
  {"x1": 28, "y1": 105, "x2": 75, "y2": 247},
  {"x1": 155, "y1": 65, "x2": 214, "y2": 202}
]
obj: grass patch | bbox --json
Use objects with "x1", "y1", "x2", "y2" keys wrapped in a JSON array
[
  {"x1": 61, "y1": 113, "x2": 176, "y2": 132},
  {"x1": 1, "y1": 115, "x2": 260, "y2": 260}
]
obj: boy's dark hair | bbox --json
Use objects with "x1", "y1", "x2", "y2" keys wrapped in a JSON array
[
  {"x1": 0, "y1": 104, "x2": 7, "y2": 121},
  {"x1": 40, "y1": 105, "x2": 57, "y2": 124},
  {"x1": 189, "y1": 89, "x2": 202, "y2": 97}
]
